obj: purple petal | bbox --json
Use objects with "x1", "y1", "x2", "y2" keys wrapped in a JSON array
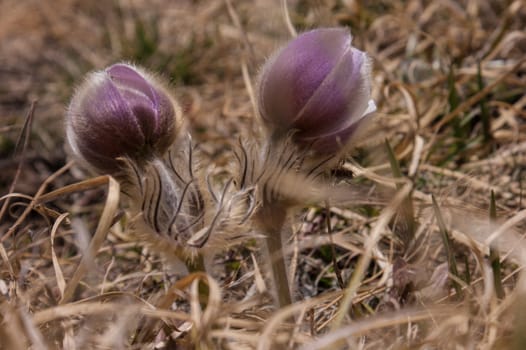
[
  {"x1": 67, "y1": 63, "x2": 179, "y2": 174},
  {"x1": 107, "y1": 64, "x2": 175, "y2": 146},
  {"x1": 296, "y1": 47, "x2": 371, "y2": 137},
  {"x1": 301, "y1": 103, "x2": 375, "y2": 153},
  {"x1": 75, "y1": 75, "x2": 145, "y2": 159},
  {"x1": 259, "y1": 28, "x2": 351, "y2": 130},
  {"x1": 107, "y1": 64, "x2": 158, "y2": 103}
]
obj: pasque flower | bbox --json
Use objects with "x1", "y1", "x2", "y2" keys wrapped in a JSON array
[
  {"x1": 66, "y1": 63, "x2": 181, "y2": 174},
  {"x1": 258, "y1": 28, "x2": 376, "y2": 153}
]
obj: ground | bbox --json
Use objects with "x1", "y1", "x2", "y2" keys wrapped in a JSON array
[{"x1": 1, "y1": 0, "x2": 526, "y2": 349}]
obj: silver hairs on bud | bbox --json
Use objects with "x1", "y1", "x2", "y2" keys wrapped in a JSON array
[{"x1": 126, "y1": 135, "x2": 258, "y2": 261}]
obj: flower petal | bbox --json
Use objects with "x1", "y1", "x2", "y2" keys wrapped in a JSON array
[
  {"x1": 258, "y1": 28, "x2": 351, "y2": 131},
  {"x1": 296, "y1": 47, "x2": 371, "y2": 138}
]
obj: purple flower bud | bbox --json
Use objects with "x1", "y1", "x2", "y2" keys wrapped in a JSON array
[
  {"x1": 258, "y1": 28, "x2": 376, "y2": 153},
  {"x1": 66, "y1": 63, "x2": 181, "y2": 174}
]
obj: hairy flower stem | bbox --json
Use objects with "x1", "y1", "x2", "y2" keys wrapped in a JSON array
[
  {"x1": 258, "y1": 203, "x2": 293, "y2": 308},
  {"x1": 187, "y1": 253, "x2": 209, "y2": 306},
  {"x1": 173, "y1": 247, "x2": 208, "y2": 304},
  {"x1": 186, "y1": 253, "x2": 206, "y2": 272}
]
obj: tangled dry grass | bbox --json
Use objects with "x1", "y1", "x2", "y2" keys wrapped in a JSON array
[{"x1": 1, "y1": 0, "x2": 526, "y2": 349}]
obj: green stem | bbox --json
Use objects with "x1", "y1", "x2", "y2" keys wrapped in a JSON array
[{"x1": 259, "y1": 204, "x2": 292, "y2": 308}]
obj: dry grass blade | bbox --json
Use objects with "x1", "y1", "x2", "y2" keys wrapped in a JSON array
[
  {"x1": 241, "y1": 59, "x2": 258, "y2": 120},
  {"x1": 36, "y1": 175, "x2": 111, "y2": 204},
  {"x1": 224, "y1": 0, "x2": 256, "y2": 63},
  {"x1": 388, "y1": 82, "x2": 420, "y2": 128},
  {"x1": 330, "y1": 183, "x2": 413, "y2": 331},
  {"x1": 485, "y1": 209, "x2": 526, "y2": 251},
  {"x1": 0, "y1": 242, "x2": 15, "y2": 278},
  {"x1": 0, "y1": 101, "x2": 35, "y2": 224},
  {"x1": 50, "y1": 212, "x2": 69, "y2": 300},
  {"x1": 32, "y1": 302, "x2": 190, "y2": 325},
  {"x1": 135, "y1": 272, "x2": 209, "y2": 343},
  {"x1": 489, "y1": 190, "x2": 505, "y2": 299},
  {"x1": 302, "y1": 307, "x2": 452, "y2": 350},
  {"x1": 282, "y1": 0, "x2": 297, "y2": 38},
  {"x1": 60, "y1": 175, "x2": 120, "y2": 304},
  {"x1": 1, "y1": 161, "x2": 73, "y2": 243},
  {"x1": 17, "y1": 307, "x2": 47, "y2": 349},
  {"x1": 432, "y1": 195, "x2": 463, "y2": 297},
  {"x1": 256, "y1": 292, "x2": 341, "y2": 350},
  {"x1": 385, "y1": 139, "x2": 416, "y2": 248},
  {"x1": 189, "y1": 274, "x2": 222, "y2": 346},
  {"x1": 0, "y1": 302, "x2": 29, "y2": 349}
]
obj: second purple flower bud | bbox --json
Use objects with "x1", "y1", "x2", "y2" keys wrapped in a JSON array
[{"x1": 257, "y1": 28, "x2": 376, "y2": 154}]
